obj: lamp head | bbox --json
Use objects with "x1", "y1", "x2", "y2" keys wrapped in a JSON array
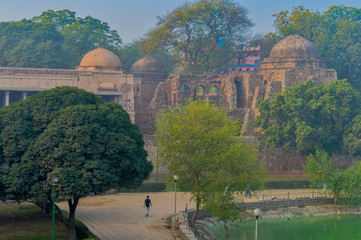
[
  {"x1": 52, "y1": 177, "x2": 59, "y2": 185},
  {"x1": 174, "y1": 175, "x2": 179, "y2": 182},
  {"x1": 253, "y1": 208, "x2": 262, "y2": 219}
]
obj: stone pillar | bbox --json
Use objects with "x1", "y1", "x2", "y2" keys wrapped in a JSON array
[
  {"x1": 22, "y1": 92, "x2": 27, "y2": 100},
  {"x1": 5, "y1": 91, "x2": 9, "y2": 106}
]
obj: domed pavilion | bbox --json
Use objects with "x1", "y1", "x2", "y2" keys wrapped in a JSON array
[
  {"x1": 261, "y1": 35, "x2": 327, "y2": 70},
  {"x1": 130, "y1": 56, "x2": 167, "y2": 74},
  {"x1": 76, "y1": 47, "x2": 124, "y2": 71}
]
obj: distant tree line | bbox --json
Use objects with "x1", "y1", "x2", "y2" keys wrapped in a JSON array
[{"x1": 0, "y1": 10, "x2": 122, "y2": 69}]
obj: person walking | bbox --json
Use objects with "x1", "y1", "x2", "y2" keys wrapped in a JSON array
[{"x1": 144, "y1": 195, "x2": 152, "y2": 217}]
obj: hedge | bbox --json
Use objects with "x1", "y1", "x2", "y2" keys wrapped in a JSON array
[
  {"x1": 264, "y1": 180, "x2": 310, "y2": 189},
  {"x1": 117, "y1": 183, "x2": 166, "y2": 193}
]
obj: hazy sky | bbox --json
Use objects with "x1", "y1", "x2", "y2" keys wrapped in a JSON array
[{"x1": 0, "y1": 0, "x2": 361, "y2": 44}]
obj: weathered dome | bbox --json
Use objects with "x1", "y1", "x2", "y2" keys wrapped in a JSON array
[
  {"x1": 77, "y1": 47, "x2": 122, "y2": 70},
  {"x1": 269, "y1": 35, "x2": 320, "y2": 59},
  {"x1": 130, "y1": 56, "x2": 167, "y2": 74},
  {"x1": 261, "y1": 35, "x2": 326, "y2": 70}
]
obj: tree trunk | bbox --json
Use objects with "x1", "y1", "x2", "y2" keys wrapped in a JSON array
[
  {"x1": 191, "y1": 197, "x2": 200, "y2": 228},
  {"x1": 334, "y1": 194, "x2": 338, "y2": 205},
  {"x1": 224, "y1": 224, "x2": 229, "y2": 237},
  {"x1": 67, "y1": 198, "x2": 79, "y2": 240}
]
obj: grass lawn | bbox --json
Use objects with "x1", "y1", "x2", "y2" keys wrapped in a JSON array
[{"x1": 0, "y1": 201, "x2": 68, "y2": 240}]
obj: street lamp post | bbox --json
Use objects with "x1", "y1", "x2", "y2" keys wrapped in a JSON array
[
  {"x1": 52, "y1": 177, "x2": 59, "y2": 240},
  {"x1": 174, "y1": 175, "x2": 179, "y2": 228},
  {"x1": 253, "y1": 208, "x2": 262, "y2": 240}
]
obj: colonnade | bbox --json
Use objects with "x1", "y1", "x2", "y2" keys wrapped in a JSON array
[{"x1": 0, "y1": 90, "x2": 38, "y2": 108}]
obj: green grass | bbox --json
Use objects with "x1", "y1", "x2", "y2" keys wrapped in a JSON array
[
  {"x1": 0, "y1": 202, "x2": 99, "y2": 240},
  {"x1": 0, "y1": 202, "x2": 68, "y2": 240}
]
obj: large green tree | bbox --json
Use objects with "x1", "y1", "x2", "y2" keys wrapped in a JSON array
[
  {"x1": 304, "y1": 149, "x2": 361, "y2": 205},
  {"x1": 272, "y1": 5, "x2": 361, "y2": 90},
  {"x1": 253, "y1": 80, "x2": 361, "y2": 155},
  {"x1": 142, "y1": 0, "x2": 253, "y2": 74},
  {"x1": 0, "y1": 10, "x2": 122, "y2": 69},
  {"x1": 33, "y1": 9, "x2": 122, "y2": 68},
  {"x1": 303, "y1": 150, "x2": 343, "y2": 205},
  {"x1": 0, "y1": 20, "x2": 65, "y2": 68},
  {"x1": 0, "y1": 87, "x2": 152, "y2": 240},
  {"x1": 155, "y1": 99, "x2": 263, "y2": 227}
]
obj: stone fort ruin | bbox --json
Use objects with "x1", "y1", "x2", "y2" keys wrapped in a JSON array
[{"x1": 0, "y1": 35, "x2": 338, "y2": 174}]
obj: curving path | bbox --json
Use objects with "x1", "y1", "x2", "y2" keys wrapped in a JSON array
[
  {"x1": 58, "y1": 192, "x2": 195, "y2": 240},
  {"x1": 58, "y1": 189, "x2": 313, "y2": 240}
]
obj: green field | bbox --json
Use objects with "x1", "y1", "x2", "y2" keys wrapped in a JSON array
[{"x1": 0, "y1": 202, "x2": 68, "y2": 240}]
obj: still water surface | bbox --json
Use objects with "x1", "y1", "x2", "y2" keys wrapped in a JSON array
[{"x1": 208, "y1": 214, "x2": 361, "y2": 240}]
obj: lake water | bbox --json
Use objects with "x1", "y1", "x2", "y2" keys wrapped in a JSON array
[{"x1": 208, "y1": 214, "x2": 361, "y2": 240}]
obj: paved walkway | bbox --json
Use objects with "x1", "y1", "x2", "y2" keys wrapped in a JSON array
[
  {"x1": 58, "y1": 189, "x2": 318, "y2": 240},
  {"x1": 58, "y1": 192, "x2": 195, "y2": 240}
]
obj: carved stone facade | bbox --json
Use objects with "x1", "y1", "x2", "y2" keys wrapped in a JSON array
[{"x1": 0, "y1": 35, "x2": 338, "y2": 174}]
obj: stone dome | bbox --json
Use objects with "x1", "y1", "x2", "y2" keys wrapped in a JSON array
[
  {"x1": 76, "y1": 47, "x2": 123, "y2": 71},
  {"x1": 269, "y1": 35, "x2": 320, "y2": 59},
  {"x1": 130, "y1": 56, "x2": 167, "y2": 74},
  {"x1": 261, "y1": 35, "x2": 326, "y2": 70}
]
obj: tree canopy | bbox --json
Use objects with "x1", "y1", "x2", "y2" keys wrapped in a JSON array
[
  {"x1": 0, "y1": 9, "x2": 123, "y2": 69},
  {"x1": 271, "y1": 5, "x2": 361, "y2": 90},
  {"x1": 304, "y1": 149, "x2": 361, "y2": 205},
  {"x1": 142, "y1": 0, "x2": 253, "y2": 74},
  {"x1": 253, "y1": 80, "x2": 361, "y2": 155},
  {"x1": 0, "y1": 87, "x2": 152, "y2": 240},
  {"x1": 155, "y1": 99, "x2": 263, "y2": 227}
]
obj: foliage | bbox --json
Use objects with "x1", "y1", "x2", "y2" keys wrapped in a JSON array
[
  {"x1": 272, "y1": 5, "x2": 361, "y2": 90},
  {"x1": 264, "y1": 180, "x2": 310, "y2": 189},
  {"x1": 303, "y1": 150, "x2": 343, "y2": 205},
  {"x1": 342, "y1": 161, "x2": 361, "y2": 205},
  {"x1": 120, "y1": 40, "x2": 145, "y2": 71},
  {"x1": 142, "y1": 0, "x2": 253, "y2": 74},
  {"x1": 0, "y1": 20, "x2": 65, "y2": 68},
  {"x1": 117, "y1": 183, "x2": 166, "y2": 193},
  {"x1": 253, "y1": 79, "x2": 361, "y2": 155},
  {"x1": 61, "y1": 210, "x2": 100, "y2": 240},
  {"x1": 0, "y1": 87, "x2": 152, "y2": 240},
  {"x1": 0, "y1": 9, "x2": 122, "y2": 69},
  {"x1": 343, "y1": 115, "x2": 361, "y2": 155},
  {"x1": 33, "y1": 9, "x2": 122, "y2": 69},
  {"x1": 155, "y1": 99, "x2": 264, "y2": 227}
]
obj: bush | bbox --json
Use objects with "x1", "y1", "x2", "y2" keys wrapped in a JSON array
[
  {"x1": 139, "y1": 183, "x2": 166, "y2": 192},
  {"x1": 59, "y1": 211, "x2": 100, "y2": 240},
  {"x1": 117, "y1": 183, "x2": 166, "y2": 193},
  {"x1": 75, "y1": 218, "x2": 100, "y2": 240},
  {"x1": 264, "y1": 180, "x2": 310, "y2": 189}
]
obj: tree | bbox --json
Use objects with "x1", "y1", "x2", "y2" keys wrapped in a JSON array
[
  {"x1": 303, "y1": 150, "x2": 343, "y2": 205},
  {"x1": 0, "y1": 87, "x2": 152, "y2": 240},
  {"x1": 342, "y1": 161, "x2": 361, "y2": 205},
  {"x1": 272, "y1": 5, "x2": 361, "y2": 90},
  {"x1": 304, "y1": 149, "x2": 361, "y2": 206},
  {"x1": 142, "y1": 0, "x2": 253, "y2": 74},
  {"x1": 33, "y1": 9, "x2": 122, "y2": 68},
  {"x1": 155, "y1": 99, "x2": 263, "y2": 227},
  {"x1": 253, "y1": 80, "x2": 361, "y2": 155},
  {"x1": 0, "y1": 20, "x2": 65, "y2": 68}
]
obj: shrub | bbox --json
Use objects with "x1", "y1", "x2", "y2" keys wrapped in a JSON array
[
  {"x1": 139, "y1": 183, "x2": 166, "y2": 192},
  {"x1": 60, "y1": 211, "x2": 100, "y2": 240},
  {"x1": 264, "y1": 180, "x2": 310, "y2": 189},
  {"x1": 117, "y1": 183, "x2": 166, "y2": 193}
]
